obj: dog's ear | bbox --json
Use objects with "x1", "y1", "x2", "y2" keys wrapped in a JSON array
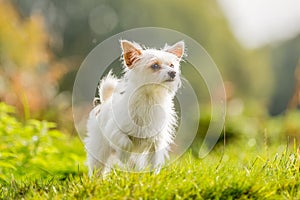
[
  {"x1": 120, "y1": 40, "x2": 142, "y2": 68},
  {"x1": 164, "y1": 41, "x2": 185, "y2": 59}
]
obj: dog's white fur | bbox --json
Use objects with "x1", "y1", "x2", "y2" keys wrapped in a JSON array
[{"x1": 85, "y1": 40, "x2": 185, "y2": 176}]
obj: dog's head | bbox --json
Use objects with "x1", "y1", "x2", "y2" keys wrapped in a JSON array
[{"x1": 120, "y1": 40, "x2": 185, "y2": 94}]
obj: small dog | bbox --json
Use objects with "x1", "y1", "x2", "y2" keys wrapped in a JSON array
[{"x1": 85, "y1": 40, "x2": 185, "y2": 176}]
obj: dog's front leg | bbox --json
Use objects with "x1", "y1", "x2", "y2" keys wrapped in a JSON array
[
  {"x1": 150, "y1": 147, "x2": 169, "y2": 174},
  {"x1": 107, "y1": 130, "x2": 133, "y2": 163},
  {"x1": 108, "y1": 130, "x2": 133, "y2": 150}
]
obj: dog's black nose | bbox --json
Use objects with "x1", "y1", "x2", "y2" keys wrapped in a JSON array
[{"x1": 168, "y1": 71, "x2": 176, "y2": 79}]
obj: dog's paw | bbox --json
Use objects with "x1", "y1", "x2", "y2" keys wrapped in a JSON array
[{"x1": 153, "y1": 167, "x2": 161, "y2": 175}]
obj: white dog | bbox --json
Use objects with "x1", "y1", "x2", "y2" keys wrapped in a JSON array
[{"x1": 85, "y1": 40, "x2": 185, "y2": 176}]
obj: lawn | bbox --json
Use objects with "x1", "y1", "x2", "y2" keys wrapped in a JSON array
[{"x1": 0, "y1": 103, "x2": 299, "y2": 199}]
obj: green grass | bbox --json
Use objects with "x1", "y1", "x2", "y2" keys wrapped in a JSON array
[{"x1": 0, "y1": 103, "x2": 300, "y2": 199}]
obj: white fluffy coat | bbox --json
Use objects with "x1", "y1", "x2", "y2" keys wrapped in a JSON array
[{"x1": 85, "y1": 40, "x2": 184, "y2": 176}]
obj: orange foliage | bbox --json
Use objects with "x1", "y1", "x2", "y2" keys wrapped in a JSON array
[{"x1": 0, "y1": 0, "x2": 67, "y2": 116}]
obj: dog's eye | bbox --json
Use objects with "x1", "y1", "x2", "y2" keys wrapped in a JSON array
[
  {"x1": 151, "y1": 63, "x2": 161, "y2": 70},
  {"x1": 170, "y1": 63, "x2": 174, "y2": 68}
]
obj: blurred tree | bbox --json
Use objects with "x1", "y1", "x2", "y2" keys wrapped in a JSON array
[
  {"x1": 11, "y1": 0, "x2": 272, "y2": 104},
  {"x1": 0, "y1": 0, "x2": 68, "y2": 120},
  {"x1": 4, "y1": 0, "x2": 277, "y2": 141},
  {"x1": 287, "y1": 60, "x2": 300, "y2": 110},
  {"x1": 269, "y1": 34, "x2": 300, "y2": 115}
]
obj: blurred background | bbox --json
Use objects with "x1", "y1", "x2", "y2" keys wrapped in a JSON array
[{"x1": 0, "y1": 0, "x2": 299, "y2": 147}]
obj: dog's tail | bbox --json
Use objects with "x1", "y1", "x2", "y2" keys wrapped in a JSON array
[{"x1": 94, "y1": 71, "x2": 118, "y2": 105}]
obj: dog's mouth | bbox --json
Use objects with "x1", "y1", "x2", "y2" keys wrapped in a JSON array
[{"x1": 164, "y1": 78, "x2": 175, "y2": 82}]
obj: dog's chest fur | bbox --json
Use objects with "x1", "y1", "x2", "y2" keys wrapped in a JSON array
[{"x1": 117, "y1": 85, "x2": 174, "y2": 152}]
